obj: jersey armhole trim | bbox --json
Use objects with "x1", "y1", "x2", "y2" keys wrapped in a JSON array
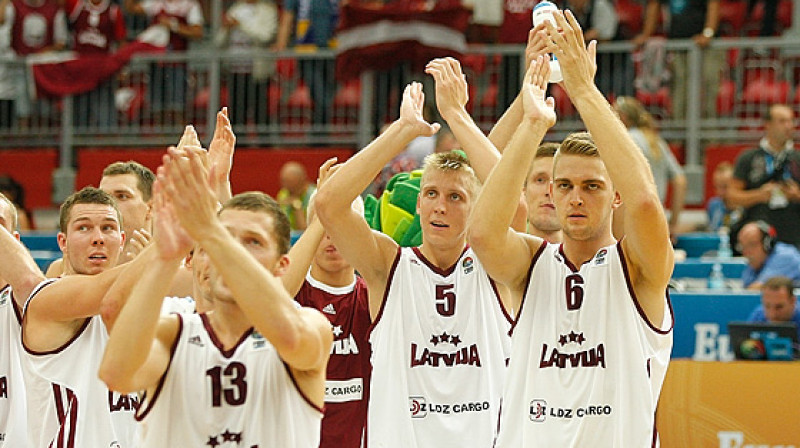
[
  {"x1": 617, "y1": 240, "x2": 674, "y2": 335},
  {"x1": 283, "y1": 362, "x2": 325, "y2": 415},
  {"x1": 135, "y1": 312, "x2": 184, "y2": 421},
  {"x1": 366, "y1": 245, "x2": 402, "y2": 337},
  {"x1": 510, "y1": 240, "x2": 547, "y2": 335}
]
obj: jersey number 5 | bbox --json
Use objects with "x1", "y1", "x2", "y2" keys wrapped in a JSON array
[
  {"x1": 565, "y1": 274, "x2": 584, "y2": 311},
  {"x1": 207, "y1": 362, "x2": 248, "y2": 407},
  {"x1": 435, "y1": 284, "x2": 456, "y2": 317}
]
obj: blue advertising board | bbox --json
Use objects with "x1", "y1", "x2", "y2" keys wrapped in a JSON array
[{"x1": 670, "y1": 292, "x2": 761, "y2": 360}]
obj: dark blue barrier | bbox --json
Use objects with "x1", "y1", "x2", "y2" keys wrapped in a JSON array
[
  {"x1": 672, "y1": 259, "x2": 747, "y2": 279},
  {"x1": 675, "y1": 233, "x2": 722, "y2": 258},
  {"x1": 20, "y1": 232, "x2": 60, "y2": 252},
  {"x1": 670, "y1": 291, "x2": 761, "y2": 360}
]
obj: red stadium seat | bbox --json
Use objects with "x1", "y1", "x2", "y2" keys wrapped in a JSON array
[
  {"x1": 332, "y1": 79, "x2": 361, "y2": 126},
  {"x1": 635, "y1": 87, "x2": 672, "y2": 118},
  {"x1": 740, "y1": 78, "x2": 790, "y2": 105},
  {"x1": 716, "y1": 79, "x2": 736, "y2": 116},
  {"x1": 550, "y1": 83, "x2": 576, "y2": 118}
]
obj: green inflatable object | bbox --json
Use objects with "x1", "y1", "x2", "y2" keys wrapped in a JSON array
[{"x1": 364, "y1": 169, "x2": 423, "y2": 247}]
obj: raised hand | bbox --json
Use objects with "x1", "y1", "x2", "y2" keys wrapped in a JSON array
[
  {"x1": 124, "y1": 228, "x2": 152, "y2": 261},
  {"x1": 160, "y1": 148, "x2": 220, "y2": 242},
  {"x1": 176, "y1": 125, "x2": 202, "y2": 155},
  {"x1": 316, "y1": 157, "x2": 340, "y2": 191},
  {"x1": 425, "y1": 57, "x2": 468, "y2": 121},
  {"x1": 151, "y1": 176, "x2": 193, "y2": 260},
  {"x1": 397, "y1": 82, "x2": 440, "y2": 137},
  {"x1": 543, "y1": 10, "x2": 597, "y2": 96},
  {"x1": 522, "y1": 56, "x2": 557, "y2": 128},
  {"x1": 525, "y1": 23, "x2": 550, "y2": 72},
  {"x1": 207, "y1": 107, "x2": 235, "y2": 202}
]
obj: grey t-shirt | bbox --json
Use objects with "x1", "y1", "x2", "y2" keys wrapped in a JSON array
[{"x1": 629, "y1": 127, "x2": 683, "y2": 203}]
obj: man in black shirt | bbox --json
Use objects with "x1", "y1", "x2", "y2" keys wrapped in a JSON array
[{"x1": 728, "y1": 104, "x2": 800, "y2": 248}]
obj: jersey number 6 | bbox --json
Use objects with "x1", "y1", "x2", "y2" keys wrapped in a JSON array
[{"x1": 565, "y1": 274, "x2": 584, "y2": 311}]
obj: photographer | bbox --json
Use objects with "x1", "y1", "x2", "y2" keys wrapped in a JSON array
[{"x1": 728, "y1": 104, "x2": 800, "y2": 249}]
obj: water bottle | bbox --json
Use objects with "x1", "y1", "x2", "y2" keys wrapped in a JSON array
[
  {"x1": 531, "y1": 1, "x2": 564, "y2": 83},
  {"x1": 717, "y1": 227, "x2": 732, "y2": 259},
  {"x1": 708, "y1": 262, "x2": 726, "y2": 291}
]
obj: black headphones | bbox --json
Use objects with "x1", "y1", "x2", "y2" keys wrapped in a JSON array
[{"x1": 753, "y1": 220, "x2": 777, "y2": 253}]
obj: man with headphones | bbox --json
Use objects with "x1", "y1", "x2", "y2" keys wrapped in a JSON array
[{"x1": 737, "y1": 220, "x2": 800, "y2": 289}]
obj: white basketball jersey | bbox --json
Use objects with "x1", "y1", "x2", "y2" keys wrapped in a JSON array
[
  {"x1": 21, "y1": 279, "x2": 139, "y2": 448},
  {"x1": 135, "y1": 313, "x2": 323, "y2": 448},
  {"x1": 368, "y1": 247, "x2": 512, "y2": 448},
  {"x1": 0, "y1": 285, "x2": 27, "y2": 447},
  {"x1": 495, "y1": 242, "x2": 673, "y2": 448}
]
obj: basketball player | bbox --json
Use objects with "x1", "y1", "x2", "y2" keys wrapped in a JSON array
[
  {"x1": 283, "y1": 159, "x2": 372, "y2": 448},
  {"x1": 45, "y1": 108, "x2": 235, "y2": 283},
  {"x1": 44, "y1": 161, "x2": 155, "y2": 277},
  {"x1": 0, "y1": 192, "x2": 45, "y2": 447},
  {"x1": 468, "y1": 12, "x2": 673, "y2": 447},
  {"x1": 99, "y1": 148, "x2": 332, "y2": 447},
  {"x1": 525, "y1": 142, "x2": 563, "y2": 242},
  {"x1": 315, "y1": 71, "x2": 512, "y2": 446},
  {"x1": 20, "y1": 187, "x2": 159, "y2": 447}
]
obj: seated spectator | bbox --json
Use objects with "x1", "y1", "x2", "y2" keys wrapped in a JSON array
[
  {"x1": 707, "y1": 161, "x2": 741, "y2": 232},
  {"x1": 0, "y1": 174, "x2": 32, "y2": 230},
  {"x1": 737, "y1": 220, "x2": 800, "y2": 290},
  {"x1": 277, "y1": 161, "x2": 315, "y2": 232},
  {"x1": 748, "y1": 276, "x2": 800, "y2": 340}
]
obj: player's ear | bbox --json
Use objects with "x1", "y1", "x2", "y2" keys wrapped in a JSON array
[
  {"x1": 272, "y1": 254, "x2": 291, "y2": 277},
  {"x1": 611, "y1": 191, "x2": 622, "y2": 209}
]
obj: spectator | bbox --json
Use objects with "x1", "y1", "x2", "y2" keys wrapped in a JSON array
[
  {"x1": 68, "y1": 0, "x2": 127, "y2": 129},
  {"x1": 0, "y1": 174, "x2": 32, "y2": 230},
  {"x1": 274, "y1": 0, "x2": 338, "y2": 124},
  {"x1": 727, "y1": 104, "x2": 800, "y2": 248},
  {"x1": 2, "y1": 0, "x2": 68, "y2": 127},
  {"x1": 561, "y1": 0, "x2": 618, "y2": 42},
  {"x1": 496, "y1": 0, "x2": 536, "y2": 113},
  {"x1": 748, "y1": 276, "x2": 800, "y2": 341},
  {"x1": 707, "y1": 161, "x2": 740, "y2": 232},
  {"x1": 737, "y1": 220, "x2": 800, "y2": 290},
  {"x1": 0, "y1": 0, "x2": 14, "y2": 128},
  {"x1": 277, "y1": 161, "x2": 315, "y2": 232},
  {"x1": 124, "y1": 0, "x2": 204, "y2": 126},
  {"x1": 747, "y1": 0, "x2": 778, "y2": 36},
  {"x1": 635, "y1": 0, "x2": 722, "y2": 120},
  {"x1": 614, "y1": 96, "x2": 686, "y2": 237},
  {"x1": 217, "y1": 0, "x2": 278, "y2": 127},
  {"x1": 562, "y1": 0, "x2": 628, "y2": 97}
]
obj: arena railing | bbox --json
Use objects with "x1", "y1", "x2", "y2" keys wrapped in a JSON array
[{"x1": 0, "y1": 36, "x2": 799, "y2": 205}]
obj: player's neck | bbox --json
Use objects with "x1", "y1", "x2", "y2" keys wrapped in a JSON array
[
  {"x1": 309, "y1": 264, "x2": 355, "y2": 288},
  {"x1": 562, "y1": 235, "x2": 616, "y2": 268},
  {"x1": 530, "y1": 228, "x2": 563, "y2": 244},
  {"x1": 418, "y1": 240, "x2": 465, "y2": 270},
  {"x1": 206, "y1": 306, "x2": 251, "y2": 349}
]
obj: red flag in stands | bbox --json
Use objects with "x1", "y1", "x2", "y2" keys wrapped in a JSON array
[
  {"x1": 31, "y1": 25, "x2": 168, "y2": 97},
  {"x1": 335, "y1": 1, "x2": 471, "y2": 81}
]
